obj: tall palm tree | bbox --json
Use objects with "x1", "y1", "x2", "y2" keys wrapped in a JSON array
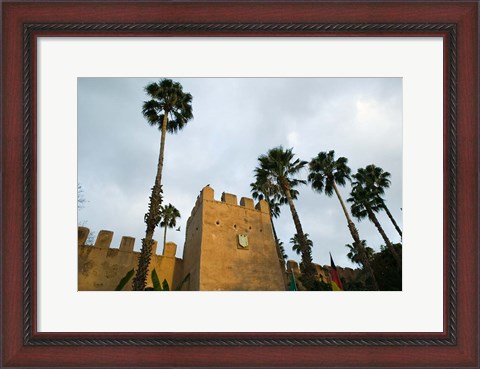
[
  {"x1": 355, "y1": 165, "x2": 402, "y2": 237},
  {"x1": 290, "y1": 233, "x2": 313, "y2": 256},
  {"x1": 308, "y1": 150, "x2": 379, "y2": 290},
  {"x1": 348, "y1": 182, "x2": 401, "y2": 267},
  {"x1": 133, "y1": 79, "x2": 193, "y2": 291},
  {"x1": 254, "y1": 146, "x2": 317, "y2": 289},
  {"x1": 159, "y1": 203, "x2": 181, "y2": 253}
]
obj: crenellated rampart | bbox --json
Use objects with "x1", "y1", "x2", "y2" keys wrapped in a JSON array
[{"x1": 78, "y1": 227, "x2": 183, "y2": 291}]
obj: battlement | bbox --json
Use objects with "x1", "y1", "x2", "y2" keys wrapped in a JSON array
[
  {"x1": 191, "y1": 186, "x2": 269, "y2": 217},
  {"x1": 78, "y1": 227, "x2": 160, "y2": 256},
  {"x1": 78, "y1": 226, "x2": 182, "y2": 291}
]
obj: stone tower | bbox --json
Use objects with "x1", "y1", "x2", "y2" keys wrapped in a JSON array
[{"x1": 180, "y1": 186, "x2": 286, "y2": 291}]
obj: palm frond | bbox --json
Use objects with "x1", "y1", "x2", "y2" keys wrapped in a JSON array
[
  {"x1": 159, "y1": 203, "x2": 181, "y2": 229},
  {"x1": 308, "y1": 150, "x2": 351, "y2": 197},
  {"x1": 143, "y1": 78, "x2": 193, "y2": 133}
]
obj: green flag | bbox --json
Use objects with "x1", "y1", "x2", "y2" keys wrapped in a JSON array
[{"x1": 288, "y1": 271, "x2": 297, "y2": 291}]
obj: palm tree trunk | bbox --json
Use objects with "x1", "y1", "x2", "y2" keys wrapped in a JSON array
[
  {"x1": 265, "y1": 196, "x2": 278, "y2": 242},
  {"x1": 271, "y1": 218, "x2": 283, "y2": 263},
  {"x1": 283, "y1": 185, "x2": 316, "y2": 289},
  {"x1": 271, "y1": 217, "x2": 289, "y2": 289},
  {"x1": 332, "y1": 182, "x2": 379, "y2": 290},
  {"x1": 271, "y1": 218, "x2": 279, "y2": 246},
  {"x1": 132, "y1": 238, "x2": 154, "y2": 291},
  {"x1": 163, "y1": 224, "x2": 168, "y2": 254},
  {"x1": 268, "y1": 210, "x2": 289, "y2": 289},
  {"x1": 383, "y1": 204, "x2": 402, "y2": 237},
  {"x1": 145, "y1": 113, "x2": 169, "y2": 241},
  {"x1": 155, "y1": 114, "x2": 168, "y2": 197},
  {"x1": 265, "y1": 196, "x2": 284, "y2": 263},
  {"x1": 366, "y1": 205, "x2": 401, "y2": 267},
  {"x1": 133, "y1": 114, "x2": 169, "y2": 290}
]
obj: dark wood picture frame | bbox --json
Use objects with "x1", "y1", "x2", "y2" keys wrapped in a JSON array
[{"x1": 2, "y1": 1, "x2": 478, "y2": 367}]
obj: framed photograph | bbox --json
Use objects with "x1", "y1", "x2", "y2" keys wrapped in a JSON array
[{"x1": 2, "y1": 1, "x2": 478, "y2": 368}]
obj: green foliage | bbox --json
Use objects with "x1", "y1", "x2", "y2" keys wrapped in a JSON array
[
  {"x1": 117, "y1": 268, "x2": 170, "y2": 291},
  {"x1": 342, "y1": 279, "x2": 369, "y2": 291},
  {"x1": 290, "y1": 233, "x2": 313, "y2": 255},
  {"x1": 348, "y1": 184, "x2": 384, "y2": 221},
  {"x1": 162, "y1": 279, "x2": 170, "y2": 291},
  {"x1": 159, "y1": 203, "x2": 181, "y2": 229},
  {"x1": 313, "y1": 280, "x2": 333, "y2": 291},
  {"x1": 298, "y1": 274, "x2": 332, "y2": 291},
  {"x1": 277, "y1": 241, "x2": 288, "y2": 261},
  {"x1": 115, "y1": 269, "x2": 134, "y2": 291},
  {"x1": 348, "y1": 165, "x2": 394, "y2": 224},
  {"x1": 344, "y1": 243, "x2": 402, "y2": 291},
  {"x1": 253, "y1": 146, "x2": 317, "y2": 289},
  {"x1": 255, "y1": 146, "x2": 307, "y2": 194},
  {"x1": 151, "y1": 269, "x2": 161, "y2": 290},
  {"x1": 145, "y1": 269, "x2": 170, "y2": 291},
  {"x1": 146, "y1": 269, "x2": 170, "y2": 291},
  {"x1": 371, "y1": 244, "x2": 402, "y2": 291},
  {"x1": 250, "y1": 176, "x2": 299, "y2": 219},
  {"x1": 142, "y1": 79, "x2": 194, "y2": 134},
  {"x1": 355, "y1": 164, "x2": 391, "y2": 196},
  {"x1": 345, "y1": 240, "x2": 374, "y2": 266},
  {"x1": 355, "y1": 164, "x2": 402, "y2": 237},
  {"x1": 308, "y1": 150, "x2": 351, "y2": 197}
]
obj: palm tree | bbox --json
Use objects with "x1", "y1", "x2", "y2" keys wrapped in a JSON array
[
  {"x1": 133, "y1": 79, "x2": 193, "y2": 291},
  {"x1": 355, "y1": 165, "x2": 402, "y2": 237},
  {"x1": 159, "y1": 203, "x2": 181, "y2": 253},
  {"x1": 254, "y1": 146, "x2": 317, "y2": 289},
  {"x1": 250, "y1": 180, "x2": 281, "y2": 239},
  {"x1": 277, "y1": 241, "x2": 288, "y2": 261},
  {"x1": 290, "y1": 233, "x2": 313, "y2": 256},
  {"x1": 348, "y1": 182, "x2": 401, "y2": 267},
  {"x1": 308, "y1": 150, "x2": 379, "y2": 290},
  {"x1": 345, "y1": 240, "x2": 374, "y2": 266},
  {"x1": 250, "y1": 177, "x2": 299, "y2": 264}
]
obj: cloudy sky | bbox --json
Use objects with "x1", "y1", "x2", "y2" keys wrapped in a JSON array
[{"x1": 78, "y1": 77, "x2": 402, "y2": 269}]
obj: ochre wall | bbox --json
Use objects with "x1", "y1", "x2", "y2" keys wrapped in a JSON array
[
  {"x1": 286, "y1": 260, "x2": 361, "y2": 291},
  {"x1": 78, "y1": 227, "x2": 183, "y2": 291},
  {"x1": 180, "y1": 193, "x2": 205, "y2": 291},
  {"x1": 181, "y1": 186, "x2": 286, "y2": 291}
]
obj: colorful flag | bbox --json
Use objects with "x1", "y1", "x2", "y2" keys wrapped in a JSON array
[
  {"x1": 329, "y1": 253, "x2": 344, "y2": 291},
  {"x1": 288, "y1": 271, "x2": 297, "y2": 291}
]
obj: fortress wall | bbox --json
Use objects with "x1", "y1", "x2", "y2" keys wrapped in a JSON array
[
  {"x1": 286, "y1": 259, "x2": 361, "y2": 290},
  {"x1": 314, "y1": 263, "x2": 332, "y2": 284},
  {"x1": 148, "y1": 242, "x2": 184, "y2": 291},
  {"x1": 194, "y1": 187, "x2": 285, "y2": 291},
  {"x1": 78, "y1": 227, "x2": 181, "y2": 291}
]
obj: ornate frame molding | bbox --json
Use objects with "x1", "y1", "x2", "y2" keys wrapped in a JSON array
[{"x1": 23, "y1": 22, "x2": 457, "y2": 347}]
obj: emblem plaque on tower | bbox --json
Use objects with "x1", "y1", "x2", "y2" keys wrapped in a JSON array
[{"x1": 238, "y1": 234, "x2": 249, "y2": 249}]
